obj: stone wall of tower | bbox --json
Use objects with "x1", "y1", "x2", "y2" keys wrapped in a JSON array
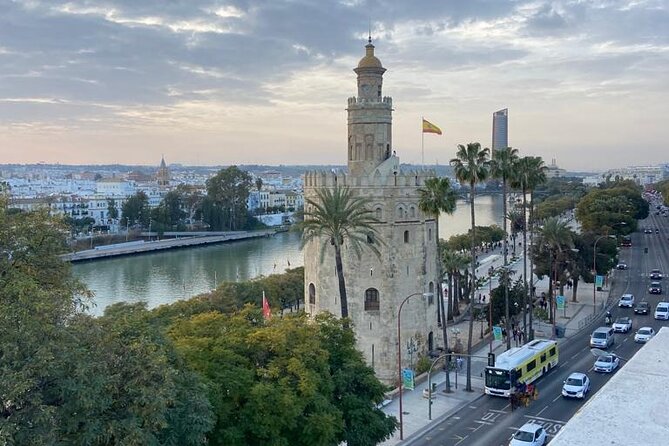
[
  {"x1": 347, "y1": 96, "x2": 393, "y2": 176},
  {"x1": 303, "y1": 41, "x2": 442, "y2": 385},
  {"x1": 303, "y1": 169, "x2": 441, "y2": 384}
]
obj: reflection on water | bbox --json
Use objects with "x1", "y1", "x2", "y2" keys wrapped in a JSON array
[
  {"x1": 439, "y1": 195, "x2": 505, "y2": 240},
  {"x1": 74, "y1": 194, "x2": 505, "y2": 314},
  {"x1": 73, "y1": 231, "x2": 304, "y2": 315}
]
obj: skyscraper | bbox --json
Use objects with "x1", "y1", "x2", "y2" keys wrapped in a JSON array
[{"x1": 492, "y1": 108, "x2": 508, "y2": 150}]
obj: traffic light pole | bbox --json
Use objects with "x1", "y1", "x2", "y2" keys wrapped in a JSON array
[{"x1": 427, "y1": 352, "x2": 496, "y2": 420}]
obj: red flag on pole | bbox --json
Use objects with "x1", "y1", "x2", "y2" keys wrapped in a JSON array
[{"x1": 262, "y1": 290, "x2": 271, "y2": 320}]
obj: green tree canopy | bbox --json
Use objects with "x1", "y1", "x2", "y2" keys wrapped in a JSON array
[
  {"x1": 204, "y1": 166, "x2": 253, "y2": 231},
  {"x1": 121, "y1": 190, "x2": 150, "y2": 227}
]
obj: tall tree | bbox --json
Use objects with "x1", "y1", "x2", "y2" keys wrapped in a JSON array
[
  {"x1": 490, "y1": 147, "x2": 519, "y2": 350},
  {"x1": 205, "y1": 166, "x2": 253, "y2": 231},
  {"x1": 536, "y1": 217, "x2": 574, "y2": 324},
  {"x1": 450, "y1": 142, "x2": 490, "y2": 391},
  {"x1": 300, "y1": 186, "x2": 381, "y2": 321},
  {"x1": 418, "y1": 177, "x2": 458, "y2": 391},
  {"x1": 121, "y1": 191, "x2": 150, "y2": 228},
  {"x1": 511, "y1": 156, "x2": 547, "y2": 340},
  {"x1": 152, "y1": 189, "x2": 187, "y2": 231},
  {"x1": 106, "y1": 198, "x2": 119, "y2": 221}
]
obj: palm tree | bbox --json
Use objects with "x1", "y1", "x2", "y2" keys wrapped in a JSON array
[
  {"x1": 418, "y1": 177, "x2": 458, "y2": 391},
  {"x1": 442, "y1": 249, "x2": 471, "y2": 319},
  {"x1": 490, "y1": 147, "x2": 519, "y2": 350},
  {"x1": 301, "y1": 186, "x2": 381, "y2": 321},
  {"x1": 450, "y1": 142, "x2": 490, "y2": 392},
  {"x1": 507, "y1": 209, "x2": 525, "y2": 257},
  {"x1": 512, "y1": 156, "x2": 547, "y2": 339},
  {"x1": 537, "y1": 217, "x2": 574, "y2": 324}
]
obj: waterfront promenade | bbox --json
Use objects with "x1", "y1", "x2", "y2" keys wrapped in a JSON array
[
  {"x1": 379, "y1": 244, "x2": 616, "y2": 445},
  {"x1": 61, "y1": 229, "x2": 277, "y2": 262}
]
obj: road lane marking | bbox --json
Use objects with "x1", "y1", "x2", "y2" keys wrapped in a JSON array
[
  {"x1": 536, "y1": 405, "x2": 549, "y2": 416},
  {"x1": 525, "y1": 414, "x2": 567, "y2": 423},
  {"x1": 552, "y1": 395, "x2": 561, "y2": 402}
]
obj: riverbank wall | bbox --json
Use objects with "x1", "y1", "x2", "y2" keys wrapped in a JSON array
[{"x1": 61, "y1": 229, "x2": 279, "y2": 262}]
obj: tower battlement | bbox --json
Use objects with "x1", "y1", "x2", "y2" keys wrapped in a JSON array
[
  {"x1": 304, "y1": 167, "x2": 435, "y2": 189},
  {"x1": 347, "y1": 96, "x2": 393, "y2": 106}
]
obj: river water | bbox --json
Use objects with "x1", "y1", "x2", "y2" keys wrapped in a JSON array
[{"x1": 73, "y1": 194, "x2": 505, "y2": 314}]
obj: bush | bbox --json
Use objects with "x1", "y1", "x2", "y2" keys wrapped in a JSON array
[
  {"x1": 534, "y1": 308, "x2": 549, "y2": 322},
  {"x1": 415, "y1": 355, "x2": 431, "y2": 375}
]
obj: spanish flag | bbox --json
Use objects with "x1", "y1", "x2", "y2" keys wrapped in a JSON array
[
  {"x1": 422, "y1": 119, "x2": 442, "y2": 135},
  {"x1": 262, "y1": 290, "x2": 271, "y2": 320}
]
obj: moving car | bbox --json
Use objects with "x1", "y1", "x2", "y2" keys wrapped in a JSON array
[
  {"x1": 562, "y1": 372, "x2": 590, "y2": 399},
  {"x1": 634, "y1": 301, "x2": 650, "y2": 315},
  {"x1": 509, "y1": 422, "x2": 547, "y2": 446},
  {"x1": 618, "y1": 293, "x2": 635, "y2": 308},
  {"x1": 649, "y1": 281, "x2": 662, "y2": 294},
  {"x1": 612, "y1": 317, "x2": 632, "y2": 333},
  {"x1": 634, "y1": 327, "x2": 655, "y2": 343},
  {"x1": 594, "y1": 354, "x2": 620, "y2": 373},
  {"x1": 616, "y1": 261, "x2": 628, "y2": 270},
  {"x1": 590, "y1": 327, "x2": 615, "y2": 349},
  {"x1": 650, "y1": 269, "x2": 663, "y2": 280},
  {"x1": 654, "y1": 302, "x2": 669, "y2": 320},
  {"x1": 644, "y1": 228, "x2": 653, "y2": 234}
]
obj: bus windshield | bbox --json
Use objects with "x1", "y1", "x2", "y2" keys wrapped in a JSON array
[{"x1": 485, "y1": 368, "x2": 511, "y2": 390}]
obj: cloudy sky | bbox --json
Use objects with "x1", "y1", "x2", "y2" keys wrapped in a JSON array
[{"x1": 0, "y1": 0, "x2": 667, "y2": 170}]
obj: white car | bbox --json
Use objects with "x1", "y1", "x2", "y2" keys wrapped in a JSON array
[
  {"x1": 618, "y1": 293, "x2": 635, "y2": 308},
  {"x1": 562, "y1": 372, "x2": 590, "y2": 399},
  {"x1": 594, "y1": 354, "x2": 620, "y2": 373},
  {"x1": 510, "y1": 422, "x2": 547, "y2": 446},
  {"x1": 612, "y1": 316, "x2": 632, "y2": 333},
  {"x1": 654, "y1": 302, "x2": 669, "y2": 320},
  {"x1": 634, "y1": 327, "x2": 655, "y2": 343}
]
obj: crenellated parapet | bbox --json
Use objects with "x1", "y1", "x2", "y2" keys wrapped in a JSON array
[
  {"x1": 303, "y1": 167, "x2": 436, "y2": 189},
  {"x1": 347, "y1": 96, "x2": 393, "y2": 106}
]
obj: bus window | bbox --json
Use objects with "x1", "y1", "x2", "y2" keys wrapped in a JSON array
[
  {"x1": 527, "y1": 359, "x2": 536, "y2": 372},
  {"x1": 541, "y1": 354, "x2": 546, "y2": 362},
  {"x1": 550, "y1": 347, "x2": 556, "y2": 356}
]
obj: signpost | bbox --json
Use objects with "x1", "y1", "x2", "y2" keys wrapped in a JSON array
[{"x1": 402, "y1": 368, "x2": 415, "y2": 391}]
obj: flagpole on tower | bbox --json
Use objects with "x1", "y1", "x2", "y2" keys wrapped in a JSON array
[{"x1": 421, "y1": 116, "x2": 425, "y2": 169}]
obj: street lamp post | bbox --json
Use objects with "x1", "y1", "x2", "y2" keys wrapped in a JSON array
[
  {"x1": 593, "y1": 234, "x2": 617, "y2": 314},
  {"x1": 397, "y1": 292, "x2": 432, "y2": 441},
  {"x1": 488, "y1": 266, "x2": 494, "y2": 353}
]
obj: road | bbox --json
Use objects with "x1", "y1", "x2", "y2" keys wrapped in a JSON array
[{"x1": 409, "y1": 210, "x2": 669, "y2": 446}]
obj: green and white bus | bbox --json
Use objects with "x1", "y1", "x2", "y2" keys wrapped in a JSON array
[{"x1": 484, "y1": 339, "x2": 559, "y2": 397}]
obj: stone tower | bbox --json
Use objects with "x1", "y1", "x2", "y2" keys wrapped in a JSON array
[
  {"x1": 156, "y1": 156, "x2": 170, "y2": 188},
  {"x1": 303, "y1": 39, "x2": 440, "y2": 384}
]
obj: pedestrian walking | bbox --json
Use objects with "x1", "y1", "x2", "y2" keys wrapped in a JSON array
[{"x1": 512, "y1": 329, "x2": 518, "y2": 346}]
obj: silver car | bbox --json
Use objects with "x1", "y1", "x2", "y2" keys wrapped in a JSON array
[
  {"x1": 562, "y1": 372, "x2": 590, "y2": 399},
  {"x1": 618, "y1": 293, "x2": 635, "y2": 308},
  {"x1": 594, "y1": 354, "x2": 620, "y2": 373},
  {"x1": 634, "y1": 327, "x2": 655, "y2": 343},
  {"x1": 612, "y1": 317, "x2": 632, "y2": 333}
]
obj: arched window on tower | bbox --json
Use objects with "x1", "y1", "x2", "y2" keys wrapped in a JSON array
[
  {"x1": 428, "y1": 282, "x2": 435, "y2": 304},
  {"x1": 409, "y1": 206, "x2": 416, "y2": 219},
  {"x1": 364, "y1": 288, "x2": 380, "y2": 311},
  {"x1": 397, "y1": 206, "x2": 404, "y2": 220},
  {"x1": 375, "y1": 207, "x2": 382, "y2": 220},
  {"x1": 308, "y1": 283, "x2": 316, "y2": 305},
  {"x1": 404, "y1": 230, "x2": 410, "y2": 243}
]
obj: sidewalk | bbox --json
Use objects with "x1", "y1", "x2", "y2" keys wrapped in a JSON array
[{"x1": 379, "y1": 243, "x2": 616, "y2": 445}]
